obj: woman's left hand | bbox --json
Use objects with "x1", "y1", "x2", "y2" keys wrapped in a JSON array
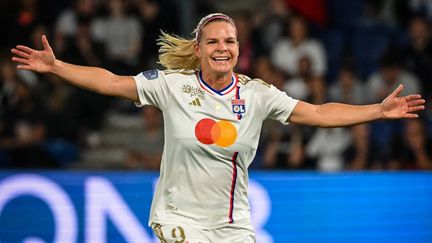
[{"x1": 381, "y1": 84, "x2": 426, "y2": 119}]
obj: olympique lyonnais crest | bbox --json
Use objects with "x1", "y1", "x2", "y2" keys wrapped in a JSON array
[{"x1": 231, "y1": 99, "x2": 246, "y2": 114}]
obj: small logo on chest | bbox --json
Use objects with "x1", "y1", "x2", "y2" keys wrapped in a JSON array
[
  {"x1": 182, "y1": 84, "x2": 205, "y2": 100},
  {"x1": 231, "y1": 99, "x2": 246, "y2": 114},
  {"x1": 195, "y1": 118, "x2": 237, "y2": 147},
  {"x1": 189, "y1": 98, "x2": 201, "y2": 106}
]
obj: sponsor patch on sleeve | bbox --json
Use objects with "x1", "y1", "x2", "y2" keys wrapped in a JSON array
[{"x1": 142, "y1": 69, "x2": 159, "y2": 80}]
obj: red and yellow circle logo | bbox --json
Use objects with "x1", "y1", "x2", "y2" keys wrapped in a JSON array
[{"x1": 195, "y1": 118, "x2": 237, "y2": 147}]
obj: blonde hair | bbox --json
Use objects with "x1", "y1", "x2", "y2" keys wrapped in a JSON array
[
  {"x1": 157, "y1": 31, "x2": 199, "y2": 70},
  {"x1": 157, "y1": 13, "x2": 236, "y2": 70}
]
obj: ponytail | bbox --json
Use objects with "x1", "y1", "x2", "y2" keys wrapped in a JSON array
[{"x1": 157, "y1": 31, "x2": 199, "y2": 70}]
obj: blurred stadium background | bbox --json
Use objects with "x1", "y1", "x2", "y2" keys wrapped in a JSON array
[{"x1": 0, "y1": 0, "x2": 431, "y2": 242}]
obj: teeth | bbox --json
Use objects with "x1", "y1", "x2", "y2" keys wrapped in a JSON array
[{"x1": 214, "y1": 57, "x2": 229, "y2": 61}]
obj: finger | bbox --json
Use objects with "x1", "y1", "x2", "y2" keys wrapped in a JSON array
[
  {"x1": 407, "y1": 99, "x2": 426, "y2": 107},
  {"x1": 41, "y1": 34, "x2": 52, "y2": 51},
  {"x1": 17, "y1": 65, "x2": 32, "y2": 70},
  {"x1": 404, "y1": 113, "x2": 419, "y2": 119},
  {"x1": 11, "y1": 48, "x2": 30, "y2": 58},
  {"x1": 407, "y1": 105, "x2": 425, "y2": 113},
  {"x1": 16, "y1": 45, "x2": 34, "y2": 54},
  {"x1": 390, "y1": 84, "x2": 403, "y2": 98},
  {"x1": 404, "y1": 94, "x2": 422, "y2": 101},
  {"x1": 11, "y1": 56, "x2": 30, "y2": 65}
]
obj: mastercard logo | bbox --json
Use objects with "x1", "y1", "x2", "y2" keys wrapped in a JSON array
[{"x1": 195, "y1": 118, "x2": 237, "y2": 147}]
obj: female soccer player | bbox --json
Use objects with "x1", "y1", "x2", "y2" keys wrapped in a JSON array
[{"x1": 11, "y1": 13, "x2": 425, "y2": 243}]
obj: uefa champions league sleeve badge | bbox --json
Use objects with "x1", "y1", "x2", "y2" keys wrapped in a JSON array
[{"x1": 142, "y1": 69, "x2": 159, "y2": 80}]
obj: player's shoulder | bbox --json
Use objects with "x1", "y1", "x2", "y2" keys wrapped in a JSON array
[
  {"x1": 141, "y1": 69, "x2": 196, "y2": 80},
  {"x1": 161, "y1": 69, "x2": 198, "y2": 88},
  {"x1": 162, "y1": 69, "x2": 197, "y2": 78},
  {"x1": 237, "y1": 73, "x2": 272, "y2": 89}
]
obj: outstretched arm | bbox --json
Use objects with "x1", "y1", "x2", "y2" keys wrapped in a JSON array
[
  {"x1": 11, "y1": 35, "x2": 138, "y2": 102},
  {"x1": 289, "y1": 84, "x2": 425, "y2": 127}
]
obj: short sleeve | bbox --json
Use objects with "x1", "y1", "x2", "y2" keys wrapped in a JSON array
[
  {"x1": 133, "y1": 69, "x2": 171, "y2": 109},
  {"x1": 262, "y1": 85, "x2": 299, "y2": 125}
]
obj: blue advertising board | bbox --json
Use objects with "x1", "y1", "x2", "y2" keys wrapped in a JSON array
[{"x1": 0, "y1": 171, "x2": 431, "y2": 243}]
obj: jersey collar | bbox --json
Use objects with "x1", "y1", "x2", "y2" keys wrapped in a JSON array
[{"x1": 197, "y1": 70, "x2": 238, "y2": 96}]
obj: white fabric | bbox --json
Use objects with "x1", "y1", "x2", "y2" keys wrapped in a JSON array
[
  {"x1": 150, "y1": 222, "x2": 255, "y2": 243},
  {"x1": 365, "y1": 70, "x2": 421, "y2": 103},
  {"x1": 271, "y1": 38, "x2": 327, "y2": 76},
  {"x1": 55, "y1": 10, "x2": 76, "y2": 36},
  {"x1": 134, "y1": 70, "x2": 298, "y2": 229},
  {"x1": 283, "y1": 77, "x2": 310, "y2": 100},
  {"x1": 306, "y1": 128, "x2": 353, "y2": 172},
  {"x1": 91, "y1": 17, "x2": 141, "y2": 63}
]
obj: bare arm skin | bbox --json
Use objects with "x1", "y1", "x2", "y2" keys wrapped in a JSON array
[
  {"x1": 11, "y1": 35, "x2": 138, "y2": 102},
  {"x1": 289, "y1": 84, "x2": 426, "y2": 127}
]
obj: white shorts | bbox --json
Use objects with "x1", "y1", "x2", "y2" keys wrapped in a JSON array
[{"x1": 150, "y1": 222, "x2": 256, "y2": 243}]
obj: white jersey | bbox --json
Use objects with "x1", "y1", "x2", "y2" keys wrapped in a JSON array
[{"x1": 134, "y1": 69, "x2": 298, "y2": 229}]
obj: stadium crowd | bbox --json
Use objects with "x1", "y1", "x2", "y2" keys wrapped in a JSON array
[{"x1": 0, "y1": 0, "x2": 431, "y2": 171}]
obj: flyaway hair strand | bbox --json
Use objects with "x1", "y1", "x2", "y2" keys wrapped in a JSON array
[{"x1": 157, "y1": 31, "x2": 199, "y2": 70}]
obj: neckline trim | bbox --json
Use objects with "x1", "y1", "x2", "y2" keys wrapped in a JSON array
[{"x1": 197, "y1": 71, "x2": 237, "y2": 96}]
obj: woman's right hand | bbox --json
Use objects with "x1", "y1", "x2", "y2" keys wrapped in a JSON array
[{"x1": 11, "y1": 35, "x2": 56, "y2": 73}]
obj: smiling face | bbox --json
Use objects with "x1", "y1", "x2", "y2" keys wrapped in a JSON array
[{"x1": 194, "y1": 21, "x2": 239, "y2": 77}]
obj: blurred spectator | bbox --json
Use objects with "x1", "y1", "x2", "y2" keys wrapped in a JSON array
[
  {"x1": 11, "y1": 0, "x2": 41, "y2": 45},
  {"x1": 360, "y1": 0, "x2": 402, "y2": 29},
  {"x1": 55, "y1": 15, "x2": 111, "y2": 144},
  {"x1": 365, "y1": 51, "x2": 421, "y2": 103},
  {"x1": 253, "y1": 0, "x2": 291, "y2": 55},
  {"x1": 284, "y1": 55, "x2": 326, "y2": 104},
  {"x1": 344, "y1": 124, "x2": 372, "y2": 170},
  {"x1": 60, "y1": 15, "x2": 106, "y2": 68},
  {"x1": 253, "y1": 56, "x2": 307, "y2": 170},
  {"x1": 329, "y1": 64, "x2": 365, "y2": 105},
  {"x1": 41, "y1": 74, "x2": 76, "y2": 141},
  {"x1": 359, "y1": 0, "x2": 432, "y2": 29},
  {"x1": 389, "y1": 119, "x2": 432, "y2": 170},
  {"x1": 261, "y1": 121, "x2": 305, "y2": 170},
  {"x1": 92, "y1": 0, "x2": 142, "y2": 74},
  {"x1": 307, "y1": 63, "x2": 373, "y2": 171},
  {"x1": 253, "y1": 56, "x2": 274, "y2": 81},
  {"x1": 261, "y1": 54, "x2": 327, "y2": 170},
  {"x1": 271, "y1": 15, "x2": 327, "y2": 78},
  {"x1": 233, "y1": 12, "x2": 255, "y2": 76},
  {"x1": 0, "y1": 2, "x2": 16, "y2": 47},
  {"x1": 134, "y1": 0, "x2": 161, "y2": 68},
  {"x1": 295, "y1": 60, "x2": 352, "y2": 172},
  {"x1": 0, "y1": 58, "x2": 37, "y2": 117},
  {"x1": 286, "y1": 0, "x2": 328, "y2": 27},
  {"x1": 284, "y1": 55, "x2": 312, "y2": 101},
  {"x1": 0, "y1": 76, "x2": 58, "y2": 168},
  {"x1": 30, "y1": 24, "x2": 49, "y2": 51},
  {"x1": 134, "y1": 0, "x2": 180, "y2": 69},
  {"x1": 364, "y1": 51, "x2": 421, "y2": 170},
  {"x1": 401, "y1": 17, "x2": 432, "y2": 100},
  {"x1": 1, "y1": 74, "x2": 43, "y2": 125},
  {"x1": 409, "y1": 0, "x2": 432, "y2": 21},
  {"x1": 305, "y1": 127, "x2": 352, "y2": 172},
  {"x1": 54, "y1": 0, "x2": 99, "y2": 54},
  {"x1": 0, "y1": 60, "x2": 20, "y2": 111},
  {"x1": 124, "y1": 106, "x2": 164, "y2": 170},
  {"x1": 304, "y1": 64, "x2": 365, "y2": 172},
  {"x1": 252, "y1": 56, "x2": 287, "y2": 90}
]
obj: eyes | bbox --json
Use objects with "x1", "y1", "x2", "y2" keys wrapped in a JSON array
[{"x1": 206, "y1": 39, "x2": 237, "y2": 45}]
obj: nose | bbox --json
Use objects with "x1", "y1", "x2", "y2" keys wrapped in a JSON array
[{"x1": 216, "y1": 42, "x2": 228, "y2": 52}]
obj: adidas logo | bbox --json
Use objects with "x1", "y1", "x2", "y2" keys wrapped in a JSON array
[{"x1": 189, "y1": 98, "x2": 201, "y2": 106}]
